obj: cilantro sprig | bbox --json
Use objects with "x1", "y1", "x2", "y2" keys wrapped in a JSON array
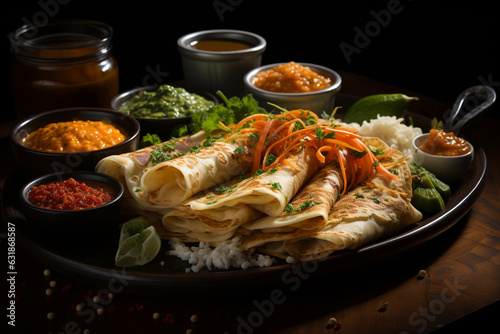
[{"x1": 190, "y1": 91, "x2": 268, "y2": 134}]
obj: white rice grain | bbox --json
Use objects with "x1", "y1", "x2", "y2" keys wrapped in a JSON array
[
  {"x1": 344, "y1": 115, "x2": 423, "y2": 161},
  {"x1": 168, "y1": 237, "x2": 276, "y2": 272}
]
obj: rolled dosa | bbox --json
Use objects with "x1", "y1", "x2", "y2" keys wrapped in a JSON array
[
  {"x1": 281, "y1": 137, "x2": 422, "y2": 260},
  {"x1": 159, "y1": 143, "x2": 321, "y2": 242},
  {"x1": 96, "y1": 131, "x2": 207, "y2": 210},
  {"x1": 188, "y1": 143, "x2": 321, "y2": 217},
  {"x1": 239, "y1": 161, "x2": 344, "y2": 249},
  {"x1": 140, "y1": 137, "x2": 252, "y2": 208},
  {"x1": 162, "y1": 203, "x2": 262, "y2": 243}
]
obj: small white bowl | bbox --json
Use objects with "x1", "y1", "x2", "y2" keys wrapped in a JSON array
[{"x1": 411, "y1": 133, "x2": 474, "y2": 183}]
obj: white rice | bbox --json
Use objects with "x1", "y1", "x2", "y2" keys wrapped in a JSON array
[
  {"x1": 168, "y1": 237, "x2": 276, "y2": 273},
  {"x1": 344, "y1": 115, "x2": 423, "y2": 161}
]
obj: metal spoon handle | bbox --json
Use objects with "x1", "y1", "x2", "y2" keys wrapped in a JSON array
[{"x1": 443, "y1": 85, "x2": 496, "y2": 135}]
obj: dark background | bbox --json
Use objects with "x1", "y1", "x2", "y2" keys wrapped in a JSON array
[{"x1": 3, "y1": 0, "x2": 498, "y2": 122}]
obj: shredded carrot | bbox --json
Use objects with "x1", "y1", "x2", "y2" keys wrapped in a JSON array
[
  {"x1": 218, "y1": 121, "x2": 231, "y2": 132},
  {"x1": 234, "y1": 114, "x2": 269, "y2": 131},
  {"x1": 316, "y1": 146, "x2": 332, "y2": 163},
  {"x1": 381, "y1": 158, "x2": 409, "y2": 169},
  {"x1": 221, "y1": 109, "x2": 403, "y2": 193},
  {"x1": 251, "y1": 117, "x2": 275, "y2": 173},
  {"x1": 332, "y1": 146, "x2": 348, "y2": 195},
  {"x1": 281, "y1": 158, "x2": 301, "y2": 172}
]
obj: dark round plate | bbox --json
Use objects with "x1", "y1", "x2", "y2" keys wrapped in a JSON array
[{"x1": 1, "y1": 114, "x2": 487, "y2": 296}]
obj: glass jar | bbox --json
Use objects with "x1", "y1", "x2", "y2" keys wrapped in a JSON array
[{"x1": 9, "y1": 20, "x2": 119, "y2": 119}]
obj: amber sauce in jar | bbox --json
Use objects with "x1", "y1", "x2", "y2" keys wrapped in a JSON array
[
  {"x1": 418, "y1": 129, "x2": 471, "y2": 156},
  {"x1": 9, "y1": 20, "x2": 119, "y2": 119}
]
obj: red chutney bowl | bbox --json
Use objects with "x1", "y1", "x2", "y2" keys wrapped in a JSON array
[{"x1": 20, "y1": 171, "x2": 124, "y2": 235}]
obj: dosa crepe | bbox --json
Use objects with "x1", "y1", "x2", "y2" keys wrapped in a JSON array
[
  {"x1": 96, "y1": 131, "x2": 207, "y2": 210},
  {"x1": 254, "y1": 137, "x2": 422, "y2": 260},
  {"x1": 161, "y1": 143, "x2": 321, "y2": 242},
  {"x1": 140, "y1": 137, "x2": 252, "y2": 208},
  {"x1": 238, "y1": 161, "x2": 343, "y2": 249}
]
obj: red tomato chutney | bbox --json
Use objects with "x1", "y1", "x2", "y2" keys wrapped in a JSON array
[
  {"x1": 27, "y1": 178, "x2": 115, "y2": 210},
  {"x1": 418, "y1": 129, "x2": 471, "y2": 156},
  {"x1": 252, "y1": 61, "x2": 332, "y2": 93}
]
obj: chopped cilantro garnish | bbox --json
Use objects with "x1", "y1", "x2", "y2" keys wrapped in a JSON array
[
  {"x1": 162, "y1": 141, "x2": 176, "y2": 152},
  {"x1": 284, "y1": 200, "x2": 322, "y2": 214},
  {"x1": 269, "y1": 182, "x2": 282, "y2": 192},
  {"x1": 352, "y1": 149, "x2": 367, "y2": 159},
  {"x1": 189, "y1": 145, "x2": 201, "y2": 154},
  {"x1": 239, "y1": 168, "x2": 265, "y2": 180},
  {"x1": 265, "y1": 153, "x2": 278, "y2": 167},
  {"x1": 284, "y1": 203, "x2": 294, "y2": 214},
  {"x1": 306, "y1": 113, "x2": 318, "y2": 125},
  {"x1": 233, "y1": 146, "x2": 245, "y2": 154},
  {"x1": 202, "y1": 134, "x2": 224, "y2": 148},
  {"x1": 325, "y1": 131, "x2": 336, "y2": 139},
  {"x1": 213, "y1": 184, "x2": 237, "y2": 194},
  {"x1": 151, "y1": 145, "x2": 179, "y2": 165},
  {"x1": 314, "y1": 126, "x2": 325, "y2": 140},
  {"x1": 293, "y1": 122, "x2": 305, "y2": 131}
]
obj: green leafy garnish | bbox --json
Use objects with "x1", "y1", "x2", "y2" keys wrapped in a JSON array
[
  {"x1": 233, "y1": 146, "x2": 245, "y2": 154},
  {"x1": 191, "y1": 91, "x2": 268, "y2": 134},
  {"x1": 213, "y1": 184, "x2": 237, "y2": 194},
  {"x1": 269, "y1": 182, "x2": 282, "y2": 192},
  {"x1": 284, "y1": 200, "x2": 322, "y2": 214},
  {"x1": 265, "y1": 153, "x2": 278, "y2": 167},
  {"x1": 351, "y1": 150, "x2": 367, "y2": 159},
  {"x1": 140, "y1": 133, "x2": 162, "y2": 148}
]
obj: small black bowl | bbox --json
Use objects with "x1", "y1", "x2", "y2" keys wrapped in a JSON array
[
  {"x1": 10, "y1": 107, "x2": 140, "y2": 178},
  {"x1": 19, "y1": 171, "x2": 124, "y2": 236},
  {"x1": 111, "y1": 85, "x2": 218, "y2": 139}
]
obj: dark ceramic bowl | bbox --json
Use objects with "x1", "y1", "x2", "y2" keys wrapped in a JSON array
[
  {"x1": 10, "y1": 108, "x2": 140, "y2": 177},
  {"x1": 111, "y1": 85, "x2": 217, "y2": 140},
  {"x1": 19, "y1": 171, "x2": 124, "y2": 235}
]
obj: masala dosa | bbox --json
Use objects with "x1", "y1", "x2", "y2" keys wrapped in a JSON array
[
  {"x1": 239, "y1": 161, "x2": 344, "y2": 249},
  {"x1": 96, "y1": 131, "x2": 207, "y2": 210},
  {"x1": 282, "y1": 138, "x2": 422, "y2": 260},
  {"x1": 158, "y1": 143, "x2": 322, "y2": 242},
  {"x1": 247, "y1": 137, "x2": 421, "y2": 260},
  {"x1": 188, "y1": 143, "x2": 321, "y2": 216},
  {"x1": 140, "y1": 136, "x2": 252, "y2": 208}
]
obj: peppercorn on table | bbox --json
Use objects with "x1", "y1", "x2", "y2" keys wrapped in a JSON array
[{"x1": 1, "y1": 71, "x2": 498, "y2": 334}]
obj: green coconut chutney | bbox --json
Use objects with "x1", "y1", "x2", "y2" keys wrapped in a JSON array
[{"x1": 119, "y1": 85, "x2": 215, "y2": 119}]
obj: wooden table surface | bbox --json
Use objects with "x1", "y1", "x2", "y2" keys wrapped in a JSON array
[{"x1": 1, "y1": 71, "x2": 498, "y2": 334}]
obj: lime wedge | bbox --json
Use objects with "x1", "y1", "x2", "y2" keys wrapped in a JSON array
[
  {"x1": 115, "y1": 217, "x2": 161, "y2": 267},
  {"x1": 118, "y1": 216, "x2": 150, "y2": 245},
  {"x1": 342, "y1": 93, "x2": 419, "y2": 124}
]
